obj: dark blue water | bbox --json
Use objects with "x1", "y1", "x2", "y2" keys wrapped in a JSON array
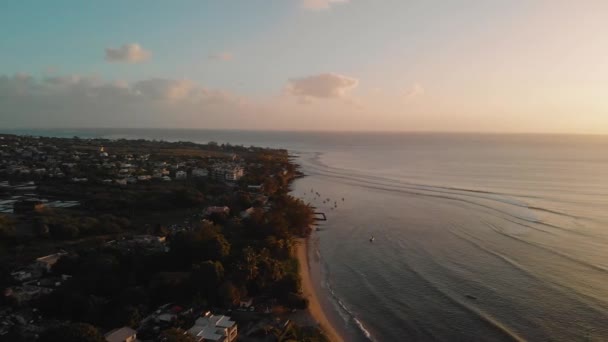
[{"x1": 5, "y1": 128, "x2": 608, "y2": 341}]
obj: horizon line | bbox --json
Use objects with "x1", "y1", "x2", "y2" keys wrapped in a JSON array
[{"x1": 1, "y1": 127, "x2": 608, "y2": 137}]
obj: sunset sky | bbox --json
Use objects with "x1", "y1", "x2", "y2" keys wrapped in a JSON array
[{"x1": 1, "y1": 0, "x2": 607, "y2": 133}]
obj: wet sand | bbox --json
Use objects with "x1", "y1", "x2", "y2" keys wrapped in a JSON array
[{"x1": 295, "y1": 237, "x2": 344, "y2": 342}]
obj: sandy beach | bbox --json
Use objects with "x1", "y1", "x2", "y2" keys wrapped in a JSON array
[{"x1": 294, "y1": 237, "x2": 344, "y2": 342}]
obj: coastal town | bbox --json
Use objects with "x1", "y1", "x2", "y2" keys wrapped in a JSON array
[{"x1": 0, "y1": 134, "x2": 327, "y2": 342}]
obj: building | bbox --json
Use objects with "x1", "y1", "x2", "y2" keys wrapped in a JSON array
[
  {"x1": 224, "y1": 167, "x2": 244, "y2": 181},
  {"x1": 132, "y1": 235, "x2": 166, "y2": 244},
  {"x1": 188, "y1": 313, "x2": 237, "y2": 342},
  {"x1": 175, "y1": 170, "x2": 187, "y2": 180},
  {"x1": 239, "y1": 207, "x2": 256, "y2": 219},
  {"x1": 239, "y1": 298, "x2": 253, "y2": 309},
  {"x1": 13, "y1": 199, "x2": 45, "y2": 214},
  {"x1": 35, "y1": 252, "x2": 67, "y2": 273},
  {"x1": 192, "y1": 168, "x2": 209, "y2": 178},
  {"x1": 205, "y1": 206, "x2": 230, "y2": 216},
  {"x1": 6, "y1": 285, "x2": 53, "y2": 304},
  {"x1": 10, "y1": 271, "x2": 32, "y2": 282},
  {"x1": 212, "y1": 166, "x2": 244, "y2": 182},
  {"x1": 247, "y1": 184, "x2": 263, "y2": 192},
  {"x1": 104, "y1": 326, "x2": 137, "y2": 342}
]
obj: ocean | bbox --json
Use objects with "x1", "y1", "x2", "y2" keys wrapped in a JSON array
[{"x1": 6, "y1": 128, "x2": 608, "y2": 341}]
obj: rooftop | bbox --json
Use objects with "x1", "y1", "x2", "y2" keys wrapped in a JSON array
[
  {"x1": 188, "y1": 325, "x2": 223, "y2": 342},
  {"x1": 104, "y1": 326, "x2": 137, "y2": 342}
]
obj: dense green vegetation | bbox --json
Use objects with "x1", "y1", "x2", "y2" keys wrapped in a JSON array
[
  {"x1": 39, "y1": 322, "x2": 105, "y2": 342},
  {"x1": 33, "y1": 210, "x2": 132, "y2": 239},
  {"x1": 0, "y1": 214, "x2": 15, "y2": 240},
  {"x1": 30, "y1": 192, "x2": 314, "y2": 331},
  {"x1": 0, "y1": 135, "x2": 322, "y2": 340}
]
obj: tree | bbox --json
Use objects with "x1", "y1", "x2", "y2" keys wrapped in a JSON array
[
  {"x1": 0, "y1": 214, "x2": 16, "y2": 240},
  {"x1": 0, "y1": 264, "x2": 13, "y2": 304},
  {"x1": 193, "y1": 261, "x2": 224, "y2": 286},
  {"x1": 287, "y1": 292, "x2": 309, "y2": 309},
  {"x1": 49, "y1": 221, "x2": 80, "y2": 239},
  {"x1": 32, "y1": 217, "x2": 50, "y2": 238},
  {"x1": 118, "y1": 305, "x2": 141, "y2": 328},
  {"x1": 218, "y1": 281, "x2": 241, "y2": 307},
  {"x1": 237, "y1": 246, "x2": 259, "y2": 282},
  {"x1": 170, "y1": 224, "x2": 230, "y2": 264},
  {"x1": 160, "y1": 328, "x2": 196, "y2": 342},
  {"x1": 39, "y1": 323, "x2": 104, "y2": 342},
  {"x1": 274, "y1": 272, "x2": 301, "y2": 300},
  {"x1": 191, "y1": 260, "x2": 224, "y2": 304},
  {"x1": 172, "y1": 188, "x2": 204, "y2": 208},
  {"x1": 207, "y1": 234, "x2": 231, "y2": 260},
  {"x1": 154, "y1": 224, "x2": 169, "y2": 237},
  {"x1": 52, "y1": 254, "x2": 80, "y2": 275}
]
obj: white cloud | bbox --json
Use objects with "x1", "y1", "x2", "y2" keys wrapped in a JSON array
[
  {"x1": 133, "y1": 79, "x2": 197, "y2": 101},
  {"x1": 286, "y1": 73, "x2": 358, "y2": 101},
  {"x1": 105, "y1": 43, "x2": 151, "y2": 63},
  {"x1": 0, "y1": 72, "x2": 410, "y2": 131},
  {"x1": 301, "y1": 0, "x2": 349, "y2": 10},
  {"x1": 403, "y1": 83, "x2": 425, "y2": 100},
  {"x1": 0, "y1": 73, "x2": 247, "y2": 128},
  {"x1": 208, "y1": 52, "x2": 234, "y2": 61}
]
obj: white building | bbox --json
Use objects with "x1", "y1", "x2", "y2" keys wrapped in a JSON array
[
  {"x1": 11, "y1": 271, "x2": 32, "y2": 282},
  {"x1": 175, "y1": 170, "x2": 187, "y2": 180},
  {"x1": 104, "y1": 326, "x2": 137, "y2": 342},
  {"x1": 192, "y1": 168, "x2": 209, "y2": 178},
  {"x1": 188, "y1": 313, "x2": 237, "y2": 342},
  {"x1": 225, "y1": 167, "x2": 244, "y2": 181},
  {"x1": 212, "y1": 166, "x2": 244, "y2": 182}
]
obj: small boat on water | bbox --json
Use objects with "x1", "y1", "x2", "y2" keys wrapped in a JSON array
[
  {"x1": 369, "y1": 236, "x2": 375, "y2": 242},
  {"x1": 465, "y1": 294, "x2": 477, "y2": 300}
]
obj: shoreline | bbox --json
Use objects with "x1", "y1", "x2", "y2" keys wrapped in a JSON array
[{"x1": 295, "y1": 237, "x2": 344, "y2": 342}]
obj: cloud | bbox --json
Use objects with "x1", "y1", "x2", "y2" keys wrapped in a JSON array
[
  {"x1": 403, "y1": 83, "x2": 425, "y2": 100},
  {"x1": 105, "y1": 43, "x2": 151, "y2": 63},
  {"x1": 208, "y1": 52, "x2": 234, "y2": 61},
  {"x1": 133, "y1": 79, "x2": 197, "y2": 101},
  {"x1": 0, "y1": 73, "x2": 247, "y2": 129},
  {"x1": 0, "y1": 72, "x2": 410, "y2": 131},
  {"x1": 301, "y1": 0, "x2": 349, "y2": 10},
  {"x1": 286, "y1": 73, "x2": 358, "y2": 101}
]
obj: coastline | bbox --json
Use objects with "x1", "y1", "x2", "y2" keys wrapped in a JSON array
[{"x1": 295, "y1": 237, "x2": 344, "y2": 342}]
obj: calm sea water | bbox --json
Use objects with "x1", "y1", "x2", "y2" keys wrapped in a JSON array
[{"x1": 6, "y1": 129, "x2": 608, "y2": 341}]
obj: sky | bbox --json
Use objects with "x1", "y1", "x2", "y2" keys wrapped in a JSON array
[{"x1": 1, "y1": 0, "x2": 607, "y2": 133}]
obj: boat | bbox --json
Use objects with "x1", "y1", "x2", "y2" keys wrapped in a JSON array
[
  {"x1": 465, "y1": 294, "x2": 477, "y2": 300},
  {"x1": 369, "y1": 236, "x2": 375, "y2": 242}
]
